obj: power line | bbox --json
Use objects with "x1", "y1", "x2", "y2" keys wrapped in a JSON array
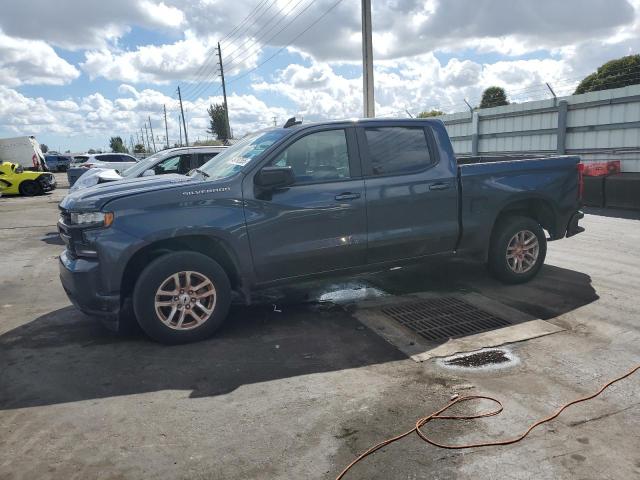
[
  {"x1": 184, "y1": 0, "x2": 317, "y2": 102},
  {"x1": 222, "y1": 0, "x2": 303, "y2": 66},
  {"x1": 220, "y1": 0, "x2": 272, "y2": 44},
  {"x1": 226, "y1": 0, "x2": 346, "y2": 86},
  {"x1": 185, "y1": 0, "x2": 304, "y2": 101},
  {"x1": 224, "y1": 0, "x2": 316, "y2": 76},
  {"x1": 181, "y1": 2, "x2": 276, "y2": 97}
]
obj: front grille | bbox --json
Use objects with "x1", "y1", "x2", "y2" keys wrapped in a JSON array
[
  {"x1": 59, "y1": 208, "x2": 71, "y2": 225},
  {"x1": 58, "y1": 208, "x2": 78, "y2": 256}
]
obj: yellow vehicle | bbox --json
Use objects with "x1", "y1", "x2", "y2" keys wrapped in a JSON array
[{"x1": 0, "y1": 162, "x2": 56, "y2": 196}]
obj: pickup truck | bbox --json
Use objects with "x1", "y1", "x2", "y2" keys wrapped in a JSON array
[{"x1": 58, "y1": 119, "x2": 584, "y2": 344}]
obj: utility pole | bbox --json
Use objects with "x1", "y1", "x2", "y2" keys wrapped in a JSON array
[
  {"x1": 177, "y1": 86, "x2": 189, "y2": 146},
  {"x1": 148, "y1": 116, "x2": 157, "y2": 152},
  {"x1": 217, "y1": 42, "x2": 231, "y2": 139},
  {"x1": 178, "y1": 115, "x2": 183, "y2": 146},
  {"x1": 163, "y1": 104, "x2": 170, "y2": 149},
  {"x1": 272, "y1": 116, "x2": 277, "y2": 127},
  {"x1": 144, "y1": 124, "x2": 151, "y2": 153},
  {"x1": 129, "y1": 135, "x2": 135, "y2": 153},
  {"x1": 361, "y1": 0, "x2": 375, "y2": 118}
]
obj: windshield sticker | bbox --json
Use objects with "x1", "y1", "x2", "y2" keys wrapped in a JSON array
[{"x1": 228, "y1": 157, "x2": 250, "y2": 166}]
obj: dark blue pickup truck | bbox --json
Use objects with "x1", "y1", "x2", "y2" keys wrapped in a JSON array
[{"x1": 58, "y1": 119, "x2": 584, "y2": 343}]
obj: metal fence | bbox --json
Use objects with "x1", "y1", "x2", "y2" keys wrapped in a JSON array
[{"x1": 436, "y1": 84, "x2": 640, "y2": 172}]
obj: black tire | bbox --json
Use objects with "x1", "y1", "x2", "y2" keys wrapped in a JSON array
[
  {"x1": 488, "y1": 215, "x2": 547, "y2": 284},
  {"x1": 133, "y1": 252, "x2": 231, "y2": 344},
  {"x1": 19, "y1": 180, "x2": 43, "y2": 196}
]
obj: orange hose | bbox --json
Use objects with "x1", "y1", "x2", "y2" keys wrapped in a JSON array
[{"x1": 336, "y1": 363, "x2": 640, "y2": 480}]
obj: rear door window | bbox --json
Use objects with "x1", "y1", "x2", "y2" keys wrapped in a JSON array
[
  {"x1": 363, "y1": 127, "x2": 433, "y2": 176},
  {"x1": 96, "y1": 154, "x2": 119, "y2": 162}
]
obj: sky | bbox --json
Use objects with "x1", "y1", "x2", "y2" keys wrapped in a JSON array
[{"x1": 0, "y1": 0, "x2": 638, "y2": 152}]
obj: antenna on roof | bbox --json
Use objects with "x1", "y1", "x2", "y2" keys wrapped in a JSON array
[{"x1": 283, "y1": 117, "x2": 302, "y2": 128}]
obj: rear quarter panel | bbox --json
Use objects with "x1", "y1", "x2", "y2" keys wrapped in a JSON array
[{"x1": 458, "y1": 155, "x2": 580, "y2": 255}]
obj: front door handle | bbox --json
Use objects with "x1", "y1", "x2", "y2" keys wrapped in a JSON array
[
  {"x1": 429, "y1": 182, "x2": 451, "y2": 191},
  {"x1": 335, "y1": 192, "x2": 361, "y2": 201}
]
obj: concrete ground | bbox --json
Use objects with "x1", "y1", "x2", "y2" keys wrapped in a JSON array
[{"x1": 1, "y1": 173, "x2": 639, "y2": 480}]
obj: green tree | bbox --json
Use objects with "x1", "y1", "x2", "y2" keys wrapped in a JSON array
[
  {"x1": 88, "y1": 148, "x2": 96, "y2": 154},
  {"x1": 207, "y1": 103, "x2": 230, "y2": 141},
  {"x1": 479, "y1": 86, "x2": 509, "y2": 108},
  {"x1": 133, "y1": 143, "x2": 146, "y2": 154},
  {"x1": 417, "y1": 110, "x2": 444, "y2": 118},
  {"x1": 40, "y1": 143, "x2": 49, "y2": 153},
  {"x1": 109, "y1": 136, "x2": 128, "y2": 153},
  {"x1": 574, "y1": 54, "x2": 640, "y2": 94}
]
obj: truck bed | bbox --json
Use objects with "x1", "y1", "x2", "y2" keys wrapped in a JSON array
[{"x1": 455, "y1": 155, "x2": 582, "y2": 255}]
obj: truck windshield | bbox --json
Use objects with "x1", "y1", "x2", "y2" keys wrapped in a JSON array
[{"x1": 189, "y1": 130, "x2": 288, "y2": 181}]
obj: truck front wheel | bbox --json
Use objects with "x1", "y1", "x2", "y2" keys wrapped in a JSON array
[
  {"x1": 133, "y1": 252, "x2": 231, "y2": 344},
  {"x1": 488, "y1": 216, "x2": 547, "y2": 284}
]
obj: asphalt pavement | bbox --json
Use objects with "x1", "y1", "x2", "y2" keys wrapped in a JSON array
[{"x1": 1, "y1": 173, "x2": 639, "y2": 479}]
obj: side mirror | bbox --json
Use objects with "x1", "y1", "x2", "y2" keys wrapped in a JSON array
[
  {"x1": 142, "y1": 169, "x2": 156, "y2": 177},
  {"x1": 254, "y1": 166, "x2": 294, "y2": 189}
]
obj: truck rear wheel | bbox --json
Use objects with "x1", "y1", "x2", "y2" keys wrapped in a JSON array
[
  {"x1": 488, "y1": 215, "x2": 546, "y2": 284},
  {"x1": 133, "y1": 252, "x2": 231, "y2": 344}
]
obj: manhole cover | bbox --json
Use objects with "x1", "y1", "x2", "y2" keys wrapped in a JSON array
[{"x1": 381, "y1": 297, "x2": 511, "y2": 342}]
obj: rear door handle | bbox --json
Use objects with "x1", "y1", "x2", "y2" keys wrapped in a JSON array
[
  {"x1": 335, "y1": 192, "x2": 361, "y2": 201},
  {"x1": 429, "y1": 182, "x2": 451, "y2": 191}
]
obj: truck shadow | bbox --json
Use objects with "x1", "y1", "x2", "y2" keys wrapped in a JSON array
[{"x1": 0, "y1": 261, "x2": 597, "y2": 411}]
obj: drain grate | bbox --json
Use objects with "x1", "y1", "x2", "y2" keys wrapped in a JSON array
[{"x1": 381, "y1": 297, "x2": 511, "y2": 342}]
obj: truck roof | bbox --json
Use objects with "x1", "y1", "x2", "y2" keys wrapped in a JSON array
[{"x1": 277, "y1": 117, "x2": 443, "y2": 132}]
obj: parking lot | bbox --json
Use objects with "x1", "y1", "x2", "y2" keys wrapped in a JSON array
[{"x1": 1, "y1": 174, "x2": 639, "y2": 480}]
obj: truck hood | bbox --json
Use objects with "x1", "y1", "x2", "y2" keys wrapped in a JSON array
[{"x1": 60, "y1": 174, "x2": 194, "y2": 211}]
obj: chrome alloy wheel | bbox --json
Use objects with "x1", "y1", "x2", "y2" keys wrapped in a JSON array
[
  {"x1": 154, "y1": 271, "x2": 217, "y2": 330},
  {"x1": 506, "y1": 230, "x2": 539, "y2": 274}
]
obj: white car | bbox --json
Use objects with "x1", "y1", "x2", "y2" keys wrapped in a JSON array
[
  {"x1": 70, "y1": 153, "x2": 139, "y2": 173},
  {"x1": 69, "y1": 146, "x2": 227, "y2": 192}
]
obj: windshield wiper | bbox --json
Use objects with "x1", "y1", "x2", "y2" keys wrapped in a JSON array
[{"x1": 194, "y1": 168, "x2": 210, "y2": 178}]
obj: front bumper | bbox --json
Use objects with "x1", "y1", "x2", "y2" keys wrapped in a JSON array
[
  {"x1": 59, "y1": 250, "x2": 121, "y2": 328},
  {"x1": 566, "y1": 210, "x2": 585, "y2": 238},
  {"x1": 40, "y1": 174, "x2": 57, "y2": 191}
]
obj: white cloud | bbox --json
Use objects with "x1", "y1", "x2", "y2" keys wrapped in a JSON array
[
  {"x1": 0, "y1": 85, "x2": 287, "y2": 146},
  {"x1": 81, "y1": 33, "x2": 260, "y2": 86},
  {"x1": 140, "y1": 1, "x2": 185, "y2": 28},
  {"x1": 0, "y1": 31, "x2": 80, "y2": 87},
  {"x1": 1, "y1": 0, "x2": 639, "y2": 150},
  {"x1": 0, "y1": 0, "x2": 185, "y2": 50}
]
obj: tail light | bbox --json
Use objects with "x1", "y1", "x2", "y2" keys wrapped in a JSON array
[
  {"x1": 577, "y1": 163, "x2": 584, "y2": 200},
  {"x1": 82, "y1": 163, "x2": 94, "y2": 169}
]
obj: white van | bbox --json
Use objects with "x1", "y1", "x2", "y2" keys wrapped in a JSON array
[{"x1": 0, "y1": 136, "x2": 47, "y2": 171}]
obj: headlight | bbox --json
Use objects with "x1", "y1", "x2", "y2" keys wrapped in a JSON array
[{"x1": 70, "y1": 211, "x2": 114, "y2": 227}]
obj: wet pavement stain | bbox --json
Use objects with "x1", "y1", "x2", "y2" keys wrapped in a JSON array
[
  {"x1": 445, "y1": 349, "x2": 510, "y2": 368},
  {"x1": 437, "y1": 348, "x2": 519, "y2": 371}
]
